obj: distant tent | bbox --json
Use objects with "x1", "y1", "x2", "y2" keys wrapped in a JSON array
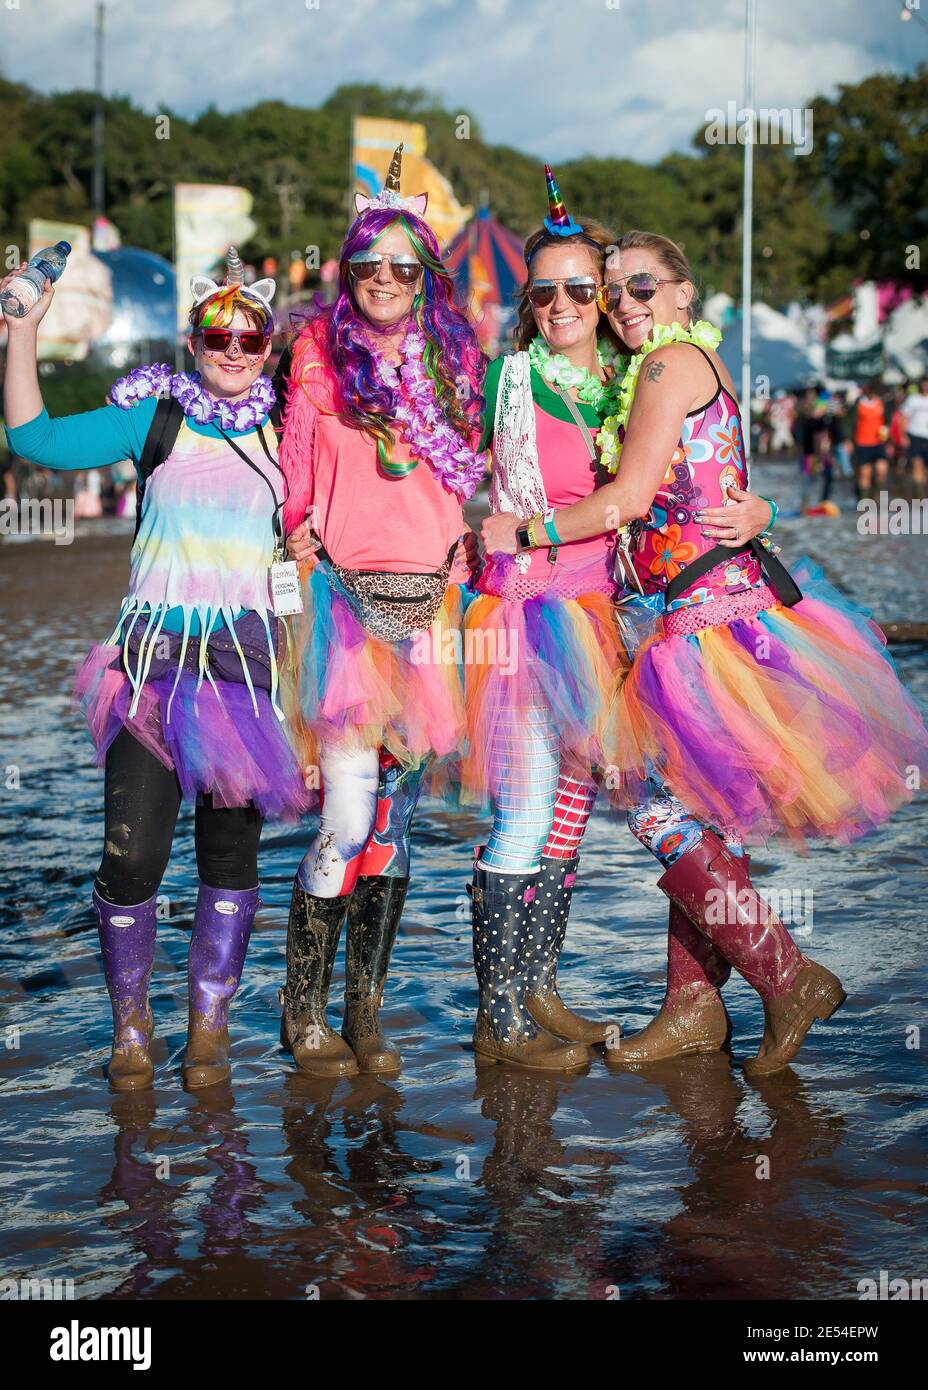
[{"x1": 444, "y1": 209, "x2": 526, "y2": 354}]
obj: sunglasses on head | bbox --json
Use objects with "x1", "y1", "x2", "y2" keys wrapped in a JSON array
[
  {"x1": 197, "y1": 327, "x2": 269, "y2": 355},
  {"x1": 527, "y1": 276, "x2": 601, "y2": 309},
  {"x1": 348, "y1": 252, "x2": 423, "y2": 285},
  {"x1": 599, "y1": 272, "x2": 682, "y2": 311}
]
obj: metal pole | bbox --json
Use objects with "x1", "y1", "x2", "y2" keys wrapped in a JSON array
[
  {"x1": 92, "y1": 2, "x2": 105, "y2": 220},
  {"x1": 741, "y1": 0, "x2": 756, "y2": 472}
]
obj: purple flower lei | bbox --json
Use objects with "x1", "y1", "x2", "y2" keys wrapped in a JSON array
[
  {"x1": 110, "y1": 363, "x2": 276, "y2": 433},
  {"x1": 372, "y1": 326, "x2": 486, "y2": 499}
]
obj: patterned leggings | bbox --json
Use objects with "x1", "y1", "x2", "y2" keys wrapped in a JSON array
[{"x1": 297, "y1": 742, "x2": 427, "y2": 898}]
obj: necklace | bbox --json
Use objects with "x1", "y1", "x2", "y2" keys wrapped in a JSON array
[
  {"x1": 527, "y1": 336, "x2": 626, "y2": 411},
  {"x1": 598, "y1": 319, "x2": 722, "y2": 473},
  {"x1": 372, "y1": 324, "x2": 486, "y2": 499},
  {"x1": 110, "y1": 363, "x2": 276, "y2": 433}
]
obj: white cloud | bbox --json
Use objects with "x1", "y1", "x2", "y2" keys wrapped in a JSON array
[{"x1": 0, "y1": 0, "x2": 918, "y2": 165}]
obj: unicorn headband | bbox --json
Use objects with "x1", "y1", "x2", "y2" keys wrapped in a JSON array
[
  {"x1": 542, "y1": 164, "x2": 584, "y2": 237},
  {"x1": 190, "y1": 247, "x2": 276, "y2": 314},
  {"x1": 354, "y1": 143, "x2": 429, "y2": 217}
]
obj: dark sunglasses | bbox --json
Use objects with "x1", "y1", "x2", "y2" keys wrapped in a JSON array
[
  {"x1": 527, "y1": 276, "x2": 601, "y2": 308},
  {"x1": 197, "y1": 328, "x2": 269, "y2": 355},
  {"x1": 348, "y1": 252, "x2": 423, "y2": 285},
  {"x1": 600, "y1": 273, "x2": 682, "y2": 310}
]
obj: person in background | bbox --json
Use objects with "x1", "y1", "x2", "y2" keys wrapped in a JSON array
[
  {"x1": 902, "y1": 377, "x2": 928, "y2": 494},
  {"x1": 831, "y1": 392, "x2": 855, "y2": 479},
  {"x1": 853, "y1": 380, "x2": 889, "y2": 499},
  {"x1": 797, "y1": 387, "x2": 834, "y2": 512},
  {"x1": 888, "y1": 389, "x2": 909, "y2": 480}
]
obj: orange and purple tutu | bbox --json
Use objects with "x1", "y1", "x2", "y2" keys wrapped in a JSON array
[{"x1": 460, "y1": 553, "x2": 629, "y2": 806}]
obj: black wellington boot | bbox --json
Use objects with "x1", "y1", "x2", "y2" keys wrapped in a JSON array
[
  {"x1": 470, "y1": 860, "x2": 589, "y2": 1072},
  {"x1": 280, "y1": 880, "x2": 358, "y2": 1078},
  {"x1": 524, "y1": 855, "x2": 621, "y2": 1045},
  {"x1": 342, "y1": 874, "x2": 408, "y2": 1075}
]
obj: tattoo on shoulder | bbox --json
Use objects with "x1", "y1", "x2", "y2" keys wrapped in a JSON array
[{"x1": 645, "y1": 361, "x2": 666, "y2": 383}]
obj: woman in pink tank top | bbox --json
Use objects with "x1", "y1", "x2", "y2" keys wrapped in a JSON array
[{"x1": 486, "y1": 230, "x2": 927, "y2": 1079}]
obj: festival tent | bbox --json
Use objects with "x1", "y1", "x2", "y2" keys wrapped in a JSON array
[
  {"x1": 707, "y1": 293, "x2": 824, "y2": 393},
  {"x1": 444, "y1": 209, "x2": 527, "y2": 354}
]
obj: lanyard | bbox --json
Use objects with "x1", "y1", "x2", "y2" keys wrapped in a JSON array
[{"x1": 215, "y1": 421, "x2": 289, "y2": 554}]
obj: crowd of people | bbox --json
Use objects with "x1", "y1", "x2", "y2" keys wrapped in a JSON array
[
  {"x1": 751, "y1": 379, "x2": 928, "y2": 508},
  {"x1": 2, "y1": 151, "x2": 925, "y2": 1096}
]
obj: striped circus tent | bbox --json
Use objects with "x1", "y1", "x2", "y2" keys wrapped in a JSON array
[{"x1": 444, "y1": 209, "x2": 527, "y2": 354}]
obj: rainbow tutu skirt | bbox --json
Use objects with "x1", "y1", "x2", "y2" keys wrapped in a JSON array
[
  {"x1": 610, "y1": 560, "x2": 928, "y2": 848},
  {"x1": 461, "y1": 553, "x2": 629, "y2": 806}
]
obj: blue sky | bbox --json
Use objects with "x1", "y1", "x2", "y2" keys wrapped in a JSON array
[{"x1": 1, "y1": 0, "x2": 924, "y2": 163}]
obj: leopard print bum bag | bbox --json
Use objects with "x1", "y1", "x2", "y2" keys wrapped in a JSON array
[{"x1": 318, "y1": 541, "x2": 458, "y2": 643}]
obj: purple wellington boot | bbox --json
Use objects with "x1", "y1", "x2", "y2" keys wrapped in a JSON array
[
  {"x1": 183, "y1": 883, "x2": 259, "y2": 1090},
  {"x1": 93, "y1": 889, "x2": 158, "y2": 1092}
]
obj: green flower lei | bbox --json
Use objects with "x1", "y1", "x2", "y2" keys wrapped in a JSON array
[
  {"x1": 527, "y1": 335, "x2": 627, "y2": 412},
  {"x1": 598, "y1": 319, "x2": 722, "y2": 474}
]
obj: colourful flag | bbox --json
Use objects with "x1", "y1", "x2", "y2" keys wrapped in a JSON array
[
  {"x1": 351, "y1": 117, "x2": 472, "y2": 249},
  {"x1": 174, "y1": 183, "x2": 257, "y2": 331}
]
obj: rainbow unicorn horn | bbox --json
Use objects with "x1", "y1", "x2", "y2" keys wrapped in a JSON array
[{"x1": 543, "y1": 164, "x2": 583, "y2": 237}]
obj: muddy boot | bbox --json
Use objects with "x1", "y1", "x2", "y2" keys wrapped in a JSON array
[
  {"x1": 659, "y1": 833, "x2": 845, "y2": 1076},
  {"x1": 182, "y1": 884, "x2": 258, "y2": 1090},
  {"x1": 280, "y1": 882, "x2": 358, "y2": 1078},
  {"x1": 342, "y1": 874, "x2": 406, "y2": 1075},
  {"x1": 606, "y1": 900, "x2": 732, "y2": 1067},
  {"x1": 94, "y1": 889, "x2": 158, "y2": 1092},
  {"x1": 524, "y1": 856, "x2": 618, "y2": 1045},
  {"x1": 470, "y1": 860, "x2": 589, "y2": 1072}
]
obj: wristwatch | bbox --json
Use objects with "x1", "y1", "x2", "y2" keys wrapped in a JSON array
[{"x1": 516, "y1": 524, "x2": 532, "y2": 551}]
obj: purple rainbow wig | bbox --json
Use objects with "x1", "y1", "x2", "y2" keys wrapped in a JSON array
[{"x1": 310, "y1": 207, "x2": 485, "y2": 457}]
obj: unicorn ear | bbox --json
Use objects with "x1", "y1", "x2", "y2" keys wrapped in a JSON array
[
  {"x1": 407, "y1": 193, "x2": 428, "y2": 215},
  {"x1": 355, "y1": 193, "x2": 373, "y2": 214},
  {"x1": 190, "y1": 275, "x2": 220, "y2": 306},
  {"x1": 246, "y1": 278, "x2": 276, "y2": 308}
]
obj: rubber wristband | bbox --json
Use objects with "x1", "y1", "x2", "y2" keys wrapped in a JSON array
[
  {"x1": 527, "y1": 514, "x2": 545, "y2": 548},
  {"x1": 760, "y1": 495, "x2": 778, "y2": 529},
  {"x1": 543, "y1": 514, "x2": 563, "y2": 546}
]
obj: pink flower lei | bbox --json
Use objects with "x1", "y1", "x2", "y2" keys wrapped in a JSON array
[
  {"x1": 110, "y1": 363, "x2": 276, "y2": 433},
  {"x1": 372, "y1": 325, "x2": 486, "y2": 499}
]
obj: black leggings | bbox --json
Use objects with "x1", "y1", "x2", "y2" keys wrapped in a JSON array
[{"x1": 95, "y1": 728, "x2": 264, "y2": 906}]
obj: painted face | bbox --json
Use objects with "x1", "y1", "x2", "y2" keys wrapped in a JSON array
[
  {"x1": 603, "y1": 248, "x2": 693, "y2": 352},
  {"x1": 528, "y1": 243, "x2": 603, "y2": 356},
  {"x1": 350, "y1": 223, "x2": 424, "y2": 331},
  {"x1": 187, "y1": 305, "x2": 271, "y2": 399}
]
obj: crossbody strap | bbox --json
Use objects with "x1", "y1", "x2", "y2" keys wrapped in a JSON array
[
  {"x1": 551, "y1": 385, "x2": 599, "y2": 464},
  {"x1": 663, "y1": 538, "x2": 803, "y2": 610}
]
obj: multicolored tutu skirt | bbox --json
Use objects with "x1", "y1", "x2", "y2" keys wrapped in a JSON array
[
  {"x1": 461, "y1": 553, "x2": 629, "y2": 805},
  {"x1": 610, "y1": 560, "x2": 928, "y2": 848},
  {"x1": 286, "y1": 564, "x2": 467, "y2": 778},
  {"x1": 73, "y1": 644, "x2": 312, "y2": 820}
]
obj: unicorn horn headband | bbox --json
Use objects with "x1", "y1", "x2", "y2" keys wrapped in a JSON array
[
  {"x1": 355, "y1": 142, "x2": 429, "y2": 216},
  {"x1": 543, "y1": 164, "x2": 583, "y2": 237},
  {"x1": 190, "y1": 246, "x2": 276, "y2": 313}
]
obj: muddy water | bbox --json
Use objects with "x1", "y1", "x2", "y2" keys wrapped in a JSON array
[{"x1": 1, "y1": 463, "x2": 926, "y2": 1300}]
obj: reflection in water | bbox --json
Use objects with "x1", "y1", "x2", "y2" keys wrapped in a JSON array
[{"x1": 2, "y1": 470, "x2": 927, "y2": 1299}]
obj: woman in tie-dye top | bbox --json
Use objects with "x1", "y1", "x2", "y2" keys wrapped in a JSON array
[
  {"x1": 485, "y1": 230, "x2": 927, "y2": 1079},
  {"x1": 2, "y1": 249, "x2": 309, "y2": 1095}
]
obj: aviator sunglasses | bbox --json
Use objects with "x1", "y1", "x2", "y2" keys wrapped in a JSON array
[
  {"x1": 527, "y1": 276, "x2": 601, "y2": 309},
  {"x1": 197, "y1": 327, "x2": 269, "y2": 355},
  {"x1": 348, "y1": 252, "x2": 424, "y2": 285},
  {"x1": 599, "y1": 272, "x2": 683, "y2": 311}
]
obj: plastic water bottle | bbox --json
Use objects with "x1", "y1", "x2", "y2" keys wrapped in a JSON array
[{"x1": 0, "y1": 241, "x2": 72, "y2": 318}]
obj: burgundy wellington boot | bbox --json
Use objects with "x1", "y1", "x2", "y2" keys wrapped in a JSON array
[{"x1": 657, "y1": 833, "x2": 845, "y2": 1077}]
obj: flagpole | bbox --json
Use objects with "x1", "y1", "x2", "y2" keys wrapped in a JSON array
[{"x1": 741, "y1": 0, "x2": 757, "y2": 475}]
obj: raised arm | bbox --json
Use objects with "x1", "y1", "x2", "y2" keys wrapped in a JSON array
[{"x1": 2, "y1": 266, "x2": 151, "y2": 471}]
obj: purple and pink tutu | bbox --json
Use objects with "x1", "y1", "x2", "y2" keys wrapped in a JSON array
[
  {"x1": 73, "y1": 644, "x2": 312, "y2": 820},
  {"x1": 611, "y1": 560, "x2": 928, "y2": 849}
]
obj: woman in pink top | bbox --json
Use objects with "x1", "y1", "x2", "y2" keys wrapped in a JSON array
[
  {"x1": 277, "y1": 148, "x2": 485, "y2": 1079},
  {"x1": 463, "y1": 173, "x2": 774, "y2": 1072}
]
